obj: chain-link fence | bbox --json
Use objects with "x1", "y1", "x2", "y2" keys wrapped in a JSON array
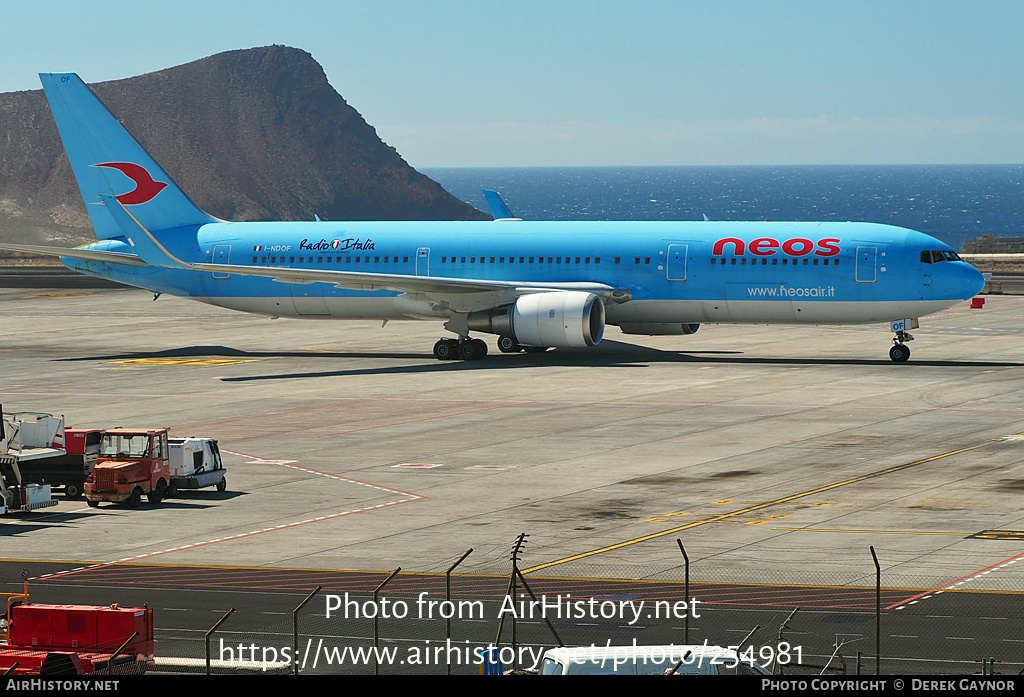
[{"x1": 139, "y1": 538, "x2": 1024, "y2": 676}]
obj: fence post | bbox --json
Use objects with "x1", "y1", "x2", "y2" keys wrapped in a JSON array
[
  {"x1": 292, "y1": 586, "x2": 321, "y2": 675},
  {"x1": 374, "y1": 568, "x2": 401, "y2": 676},
  {"x1": 205, "y1": 608, "x2": 235, "y2": 676},
  {"x1": 676, "y1": 539, "x2": 690, "y2": 644},
  {"x1": 871, "y1": 546, "x2": 880, "y2": 675},
  {"x1": 446, "y1": 549, "x2": 473, "y2": 675}
]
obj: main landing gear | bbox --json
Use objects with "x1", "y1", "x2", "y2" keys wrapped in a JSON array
[
  {"x1": 889, "y1": 329, "x2": 914, "y2": 363},
  {"x1": 433, "y1": 337, "x2": 488, "y2": 361}
]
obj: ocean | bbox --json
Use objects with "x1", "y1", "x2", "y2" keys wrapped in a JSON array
[{"x1": 423, "y1": 165, "x2": 1024, "y2": 253}]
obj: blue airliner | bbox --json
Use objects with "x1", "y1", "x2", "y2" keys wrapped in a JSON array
[{"x1": 1, "y1": 73, "x2": 986, "y2": 362}]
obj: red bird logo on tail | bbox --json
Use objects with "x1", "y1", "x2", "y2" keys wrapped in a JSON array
[{"x1": 94, "y1": 162, "x2": 168, "y2": 205}]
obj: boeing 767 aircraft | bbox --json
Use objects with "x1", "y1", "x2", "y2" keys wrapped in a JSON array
[{"x1": 0, "y1": 73, "x2": 986, "y2": 362}]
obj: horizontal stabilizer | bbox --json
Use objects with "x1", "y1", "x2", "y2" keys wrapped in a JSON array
[{"x1": 0, "y1": 242, "x2": 148, "y2": 266}]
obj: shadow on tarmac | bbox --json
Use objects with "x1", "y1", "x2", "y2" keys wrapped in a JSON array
[{"x1": 54, "y1": 342, "x2": 1024, "y2": 382}]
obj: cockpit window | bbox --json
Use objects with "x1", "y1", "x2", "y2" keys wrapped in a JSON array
[{"x1": 920, "y1": 250, "x2": 962, "y2": 264}]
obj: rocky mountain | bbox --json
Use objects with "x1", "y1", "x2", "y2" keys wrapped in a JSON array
[{"x1": 0, "y1": 45, "x2": 488, "y2": 246}]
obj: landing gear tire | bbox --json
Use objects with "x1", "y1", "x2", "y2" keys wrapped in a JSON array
[
  {"x1": 147, "y1": 480, "x2": 166, "y2": 504},
  {"x1": 497, "y1": 335, "x2": 521, "y2": 353},
  {"x1": 523, "y1": 346, "x2": 549, "y2": 354},
  {"x1": 433, "y1": 338, "x2": 459, "y2": 360},
  {"x1": 889, "y1": 344, "x2": 910, "y2": 363},
  {"x1": 458, "y1": 338, "x2": 488, "y2": 361}
]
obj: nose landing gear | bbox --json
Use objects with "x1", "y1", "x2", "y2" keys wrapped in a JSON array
[
  {"x1": 889, "y1": 329, "x2": 914, "y2": 363},
  {"x1": 888, "y1": 318, "x2": 919, "y2": 363}
]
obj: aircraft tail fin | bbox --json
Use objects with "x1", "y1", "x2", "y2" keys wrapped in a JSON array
[
  {"x1": 483, "y1": 189, "x2": 521, "y2": 221},
  {"x1": 40, "y1": 73, "x2": 215, "y2": 240}
]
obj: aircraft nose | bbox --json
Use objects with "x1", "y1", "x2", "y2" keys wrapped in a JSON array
[{"x1": 962, "y1": 263, "x2": 986, "y2": 298}]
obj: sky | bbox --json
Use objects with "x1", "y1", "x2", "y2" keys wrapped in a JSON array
[{"x1": 3, "y1": 1, "x2": 1023, "y2": 167}]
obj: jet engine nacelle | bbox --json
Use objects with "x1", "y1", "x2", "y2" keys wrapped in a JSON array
[{"x1": 468, "y1": 291, "x2": 605, "y2": 347}]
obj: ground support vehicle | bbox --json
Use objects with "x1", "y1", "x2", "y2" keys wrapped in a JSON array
[
  {"x1": 13, "y1": 428, "x2": 102, "y2": 500},
  {"x1": 0, "y1": 456, "x2": 56, "y2": 514},
  {"x1": 168, "y1": 437, "x2": 226, "y2": 495},
  {"x1": 0, "y1": 409, "x2": 64, "y2": 511},
  {"x1": 0, "y1": 603, "x2": 154, "y2": 675},
  {"x1": 84, "y1": 428, "x2": 170, "y2": 508}
]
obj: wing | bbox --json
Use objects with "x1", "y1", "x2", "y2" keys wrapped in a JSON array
[
  {"x1": 186, "y1": 261, "x2": 631, "y2": 311},
  {"x1": 0, "y1": 242, "x2": 630, "y2": 312}
]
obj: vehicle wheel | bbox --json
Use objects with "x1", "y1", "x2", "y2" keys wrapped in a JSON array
[
  {"x1": 497, "y1": 335, "x2": 520, "y2": 353},
  {"x1": 889, "y1": 344, "x2": 910, "y2": 363},
  {"x1": 433, "y1": 339, "x2": 457, "y2": 360},
  {"x1": 65, "y1": 482, "x2": 83, "y2": 500},
  {"x1": 216, "y1": 476, "x2": 227, "y2": 493},
  {"x1": 147, "y1": 480, "x2": 166, "y2": 504},
  {"x1": 87, "y1": 499, "x2": 99, "y2": 508},
  {"x1": 126, "y1": 487, "x2": 143, "y2": 508}
]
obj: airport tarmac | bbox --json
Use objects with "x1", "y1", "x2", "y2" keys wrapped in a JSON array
[{"x1": 3, "y1": 285, "x2": 1024, "y2": 593}]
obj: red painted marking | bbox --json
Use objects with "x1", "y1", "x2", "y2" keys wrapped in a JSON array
[
  {"x1": 885, "y1": 550, "x2": 1024, "y2": 609},
  {"x1": 94, "y1": 162, "x2": 167, "y2": 205}
]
